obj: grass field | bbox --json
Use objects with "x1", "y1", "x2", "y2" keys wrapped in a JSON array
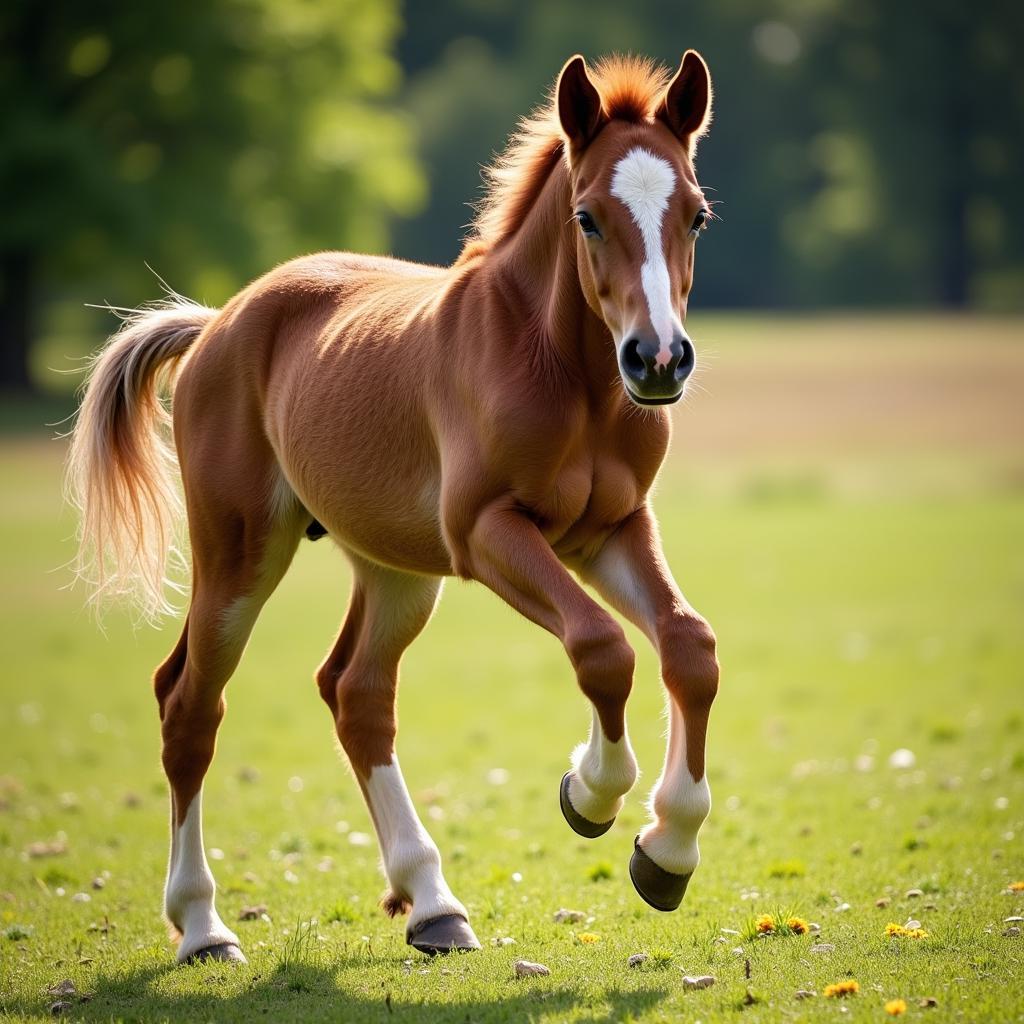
[{"x1": 1, "y1": 314, "x2": 1023, "y2": 1022}]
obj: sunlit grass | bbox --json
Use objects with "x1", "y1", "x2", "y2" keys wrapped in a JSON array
[{"x1": 1, "y1": 316, "x2": 1022, "y2": 1021}]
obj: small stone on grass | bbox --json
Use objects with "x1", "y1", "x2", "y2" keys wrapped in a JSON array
[
  {"x1": 681, "y1": 974, "x2": 715, "y2": 990},
  {"x1": 513, "y1": 959, "x2": 550, "y2": 977}
]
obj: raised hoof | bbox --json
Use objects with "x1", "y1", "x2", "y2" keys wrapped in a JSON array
[
  {"x1": 559, "y1": 771, "x2": 615, "y2": 839},
  {"x1": 185, "y1": 942, "x2": 247, "y2": 965},
  {"x1": 629, "y1": 836, "x2": 692, "y2": 912},
  {"x1": 407, "y1": 914, "x2": 481, "y2": 956}
]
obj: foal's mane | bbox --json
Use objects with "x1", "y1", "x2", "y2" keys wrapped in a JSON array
[{"x1": 461, "y1": 55, "x2": 673, "y2": 260}]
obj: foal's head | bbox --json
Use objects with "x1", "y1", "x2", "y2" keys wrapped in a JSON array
[{"x1": 557, "y1": 53, "x2": 713, "y2": 406}]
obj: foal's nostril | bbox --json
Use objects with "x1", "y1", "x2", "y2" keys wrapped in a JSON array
[
  {"x1": 622, "y1": 337, "x2": 645, "y2": 378},
  {"x1": 675, "y1": 337, "x2": 696, "y2": 382}
]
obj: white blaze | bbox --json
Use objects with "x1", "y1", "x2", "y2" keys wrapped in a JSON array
[{"x1": 610, "y1": 147, "x2": 682, "y2": 368}]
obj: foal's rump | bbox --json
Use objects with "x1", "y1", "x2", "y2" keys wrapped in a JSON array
[{"x1": 68, "y1": 251, "x2": 453, "y2": 622}]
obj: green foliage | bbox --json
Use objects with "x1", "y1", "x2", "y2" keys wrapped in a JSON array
[
  {"x1": 394, "y1": 0, "x2": 1024, "y2": 310},
  {"x1": 1, "y1": 0, "x2": 424, "y2": 388}
]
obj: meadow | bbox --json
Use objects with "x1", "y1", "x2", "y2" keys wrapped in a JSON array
[{"x1": 1, "y1": 313, "x2": 1022, "y2": 1022}]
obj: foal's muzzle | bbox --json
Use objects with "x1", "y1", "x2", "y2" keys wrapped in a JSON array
[{"x1": 618, "y1": 332, "x2": 695, "y2": 405}]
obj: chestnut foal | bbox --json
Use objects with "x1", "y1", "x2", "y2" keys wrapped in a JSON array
[{"x1": 68, "y1": 52, "x2": 720, "y2": 961}]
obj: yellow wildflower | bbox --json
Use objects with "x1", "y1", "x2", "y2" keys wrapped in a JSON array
[
  {"x1": 885, "y1": 923, "x2": 929, "y2": 939},
  {"x1": 1009, "y1": 881, "x2": 1024, "y2": 892},
  {"x1": 823, "y1": 980, "x2": 860, "y2": 998},
  {"x1": 755, "y1": 914, "x2": 775, "y2": 934},
  {"x1": 885, "y1": 998, "x2": 908, "y2": 1016},
  {"x1": 786, "y1": 916, "x2": 809, "y2": 935},
  {"x1": 576, "y1": 932, "x2": 601, "y2": 944}
]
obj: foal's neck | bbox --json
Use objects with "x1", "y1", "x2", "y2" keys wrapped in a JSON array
[{"x1": 488, "y1": 160, "x2": 618, "y2": 399}]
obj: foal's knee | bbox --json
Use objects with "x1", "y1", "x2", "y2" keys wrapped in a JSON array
[
  {"x1": 661, "y1": 615, "x2": 719, "y2": 711},
  {"x1": 568, "y1": 618, "x2": 635, "y2": 724}
]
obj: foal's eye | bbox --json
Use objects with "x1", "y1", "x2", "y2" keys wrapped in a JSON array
[
  {"x1": 576, "y1": 211, "x2": 599, "y2": 237},
  {"x1": 689, "y1": 209, "x2": 708, "y2": 239}
]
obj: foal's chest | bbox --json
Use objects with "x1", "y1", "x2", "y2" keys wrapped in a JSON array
[{"x1": 534, "y1": 453, "x2": 644, "y2": 550}]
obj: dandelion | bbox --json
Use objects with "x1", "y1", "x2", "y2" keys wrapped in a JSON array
[
  {"x1": 823, "y1": 980, "x2": 859, "y2": 998},
  {"x1": 756, "y1": 914, "x2": 775, "y2": 934},
  {"x1": 885, "y1": 998, "x2": 908, "y2": 1016},
  {"x1": 885, "y1": 923, "x2": 929, "y2": 939},
  {"x1": 1009, "y1": 881, "x2": 1024, "y2": 892},
  {"x1": 576, "y1": 932, "x2": 601, "y2": 944},
  {"x1": 786, "y1": 916, "x2": 809, "y2": 935}
]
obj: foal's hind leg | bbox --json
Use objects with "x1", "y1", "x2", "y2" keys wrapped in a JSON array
[
  {"x1": 316, "y1": 555, "x2": 479, "y2": 955},
  {"x1": 155, "y1": 472, "x2": 304, "y2": 963}
]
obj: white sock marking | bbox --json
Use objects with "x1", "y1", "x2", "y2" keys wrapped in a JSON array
[
  {"x1": 165, "y1": 790, "x2": 241, "y2": 961},
  {"x1": 569, "y1": 707, "x2": 638, "y2": 823},
  {"x1": 640, "y1": 703, "x2": 711, "y2": 875},
  {"x1": 364, "y1": 758, "x2": 467, "y2": 927},
  {"x1": 610, "y1": 147, "x2": 683, "y2": 367}
]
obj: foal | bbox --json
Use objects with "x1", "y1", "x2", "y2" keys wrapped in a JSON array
[{"x1": 68, "y1": 52, "x2": 719, "y2": 961}]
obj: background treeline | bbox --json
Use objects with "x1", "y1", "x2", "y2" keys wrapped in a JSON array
[{"x1": 1, "y1": 0, "x2": 1022, "y2": 393}]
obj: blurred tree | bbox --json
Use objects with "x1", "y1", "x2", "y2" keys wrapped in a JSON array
[
  {"x1": 393, "y1": 0, "x2": 1024, "y2": 310},
  {"x1": 0, "y1": 0, "x2": 424, "y2": 392}
]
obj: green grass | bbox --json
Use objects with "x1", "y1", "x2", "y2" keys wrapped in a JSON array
[{"x1": 2, "y1": 315, "x2": 1023, "y2": 1021}]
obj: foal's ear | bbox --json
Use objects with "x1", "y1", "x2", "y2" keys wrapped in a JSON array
[
  {"x1": 659, "y1": 50, "x2": 713, "y2": 154},
  {"x1": 557, "y1": 55, "x2": 605, "y2": 155}
]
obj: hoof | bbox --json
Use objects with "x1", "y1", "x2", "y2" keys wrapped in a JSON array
[
  {"x1": 559, "y1": 771, "x2": 615, "y2": 839},
  {"x1": 407, "y1": 914, "x2": 481, "y2": 956},
  {"x1": 629, "y1": 836, "x2": 692, "y2": 912},
  {"x1": 185, "y1": 942, "x2": 247, "y2": 965}
]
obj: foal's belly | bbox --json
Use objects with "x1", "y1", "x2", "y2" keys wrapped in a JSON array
[
  {"x1": 287, "y1": 440, "x2": 452, "y2": 576},
  {"x1": 270, "y1": 351, "x2": 453, "y2": 577}
]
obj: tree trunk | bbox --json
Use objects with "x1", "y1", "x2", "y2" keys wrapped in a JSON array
[
  {"x1": 0, "y1": 248, "x2": 36, "y2": 394},
  {"x1": 935, "y1": 9, "x2": 971, "y2": 308}
]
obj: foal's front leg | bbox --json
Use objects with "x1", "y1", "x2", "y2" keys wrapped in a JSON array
[
  {"x1": 462, "y1": 503, "x2": 639, "y2": 835},
  {"x1": 582, "y1": 505, "x2": 719, "y2": 911}
]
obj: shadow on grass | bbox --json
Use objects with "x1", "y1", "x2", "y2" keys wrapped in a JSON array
[{"x1": 11, "y1": 954, "x2": 671, "y2": 1024}]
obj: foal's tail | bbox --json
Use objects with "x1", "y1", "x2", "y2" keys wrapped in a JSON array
[{"x1": 66, "y1": 296, "x2": 217, "y2": 621}]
